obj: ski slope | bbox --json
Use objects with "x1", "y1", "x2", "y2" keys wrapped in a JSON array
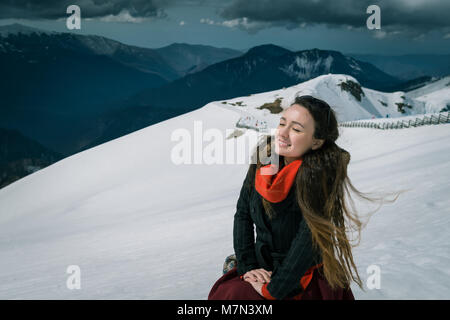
[{"x1": 0, "y1": 75, "x2": 449, "y2": 299}]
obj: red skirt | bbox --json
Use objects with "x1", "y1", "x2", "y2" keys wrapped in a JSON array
[{"x1": 208, "y1": 265, "x2": 355, "y2": 300}]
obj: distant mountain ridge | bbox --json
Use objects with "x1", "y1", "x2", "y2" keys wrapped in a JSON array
[
  {"x1": 0, "y1": 127, "x2": 63, "y2": 189},
  {"x1": 347, "y1": 53, "x2": 450, "y2": 80},
  {"x1": 0, "y1": 23, "x2": 56, "y2": 36},
  {"x1": 76, "y1": 44, "x2": 405, "y2": 150},
  {"x1": 154, "y1": 43, "x2": 243, "y2": 77},
  {"x1": 0, "y1": 23, "x2": 244, "y2": 155},
  {"x1": 103, "y1": 44, "x2": 402, "y2": 120}
]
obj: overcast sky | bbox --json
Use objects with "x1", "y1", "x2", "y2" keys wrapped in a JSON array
[{"x1": 0, "y1": 0, "x2": 449, "y2": 54}]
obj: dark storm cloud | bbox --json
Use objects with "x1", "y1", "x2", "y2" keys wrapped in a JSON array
[
  {"x1": 0, "y1": 0, "x2": 174, "y2": 19},
  {"x1": 218, "y1": 0, "x2": 450, "y2": 34}
]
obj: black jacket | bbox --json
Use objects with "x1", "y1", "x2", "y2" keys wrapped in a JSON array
[{"x1": 233, "y1": 163, "x2": 322, "y2": 299}]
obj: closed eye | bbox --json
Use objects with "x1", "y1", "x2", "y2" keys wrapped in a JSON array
[{"x1": 279, "y1": 123, "x2": 301, "y2": 132}]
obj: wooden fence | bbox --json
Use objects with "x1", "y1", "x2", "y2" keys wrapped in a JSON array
[{"x1": 339, "y1": 111, "x2": 450, "y2": 130}]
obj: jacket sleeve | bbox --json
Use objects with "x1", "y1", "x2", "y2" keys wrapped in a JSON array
[
  {"x1": 264, "y1": 218, "x2": 316, "y2": 299},
  {"x1": 233, "y1": 164, "x2": 259, "y2": 276}
]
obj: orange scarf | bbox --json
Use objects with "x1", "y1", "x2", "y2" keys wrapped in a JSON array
[{"x1": 255, "y1": 158, "x2": 303, "y2": 203}]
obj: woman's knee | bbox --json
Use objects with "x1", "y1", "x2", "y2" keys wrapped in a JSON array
[{"x1": 210, "y1": 278, "x2": 261, "y2": 300}]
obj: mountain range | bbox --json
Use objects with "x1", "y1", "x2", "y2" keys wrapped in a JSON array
[
  {"x1": 77, "y1": 44, "x2": 402, "y2": 151},
  {"x1": 347, "y1": 53, "x2": 450, "y2": 81},
  {"x1": 0, "y1": 23, "x2": 449, "y2": 189}
]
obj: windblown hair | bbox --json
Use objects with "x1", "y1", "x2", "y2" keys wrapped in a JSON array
[{"x1": 250, "y1": 95, "x2": 405, "y2": 291}]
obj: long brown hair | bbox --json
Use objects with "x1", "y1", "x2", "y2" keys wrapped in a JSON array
[{"x1": 250, "y1": 95, "x2": 406, "y2": 291}]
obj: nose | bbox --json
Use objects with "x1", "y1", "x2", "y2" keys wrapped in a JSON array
[{"x1": 278, "y1": 124, "x2": 289, "y2": 138}]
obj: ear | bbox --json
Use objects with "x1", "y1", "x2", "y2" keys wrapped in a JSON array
[{"x1": 311, "y1": 138, "x2": 325, "y2": 150}]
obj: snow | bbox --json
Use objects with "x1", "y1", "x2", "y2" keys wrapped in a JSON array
[
  {"x1": 280, "y1": 55, "x2": 334, "y2": 80},
  {"x1": 406, "y1": 76, "x2": 450, "y2": 113},
  {"x1": 0, "y1": 74, "x2": 449, "y2": 299},
  {"x1": 346, "y1": 56, "x2": 362, "y2": 73},
  {"x1": 406, "y1": 76, "x2": 450, "y2": 99},
  {"x1": 338, "y1": 124, "x2": 450, "y2": 299},
  {"x1": 220, "y1": 74, "x2": 433, "y2": 123},
  {"x1": 414, "y1": 89, "x2": 450, "y2": 113}
]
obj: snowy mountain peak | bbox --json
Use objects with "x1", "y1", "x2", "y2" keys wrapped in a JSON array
[{"x1": 220, "y1": 73, "x2": 431, "y2": 127}]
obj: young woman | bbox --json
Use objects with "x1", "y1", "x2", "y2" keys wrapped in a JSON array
[{"x1": 208, "y1": 95, "x2": 400, "y2": 300}]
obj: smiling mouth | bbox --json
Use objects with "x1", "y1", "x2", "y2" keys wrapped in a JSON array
[{"x1": 278, "y1": 139, "x2": 291, "y2": 147}]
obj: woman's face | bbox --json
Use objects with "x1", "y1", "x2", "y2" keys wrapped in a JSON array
[{"x1": 275, "y1": 104, "x2": 324, "y2": 163}]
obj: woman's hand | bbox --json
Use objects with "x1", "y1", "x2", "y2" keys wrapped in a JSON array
[
  {"x1": 243, "y1": 268, "x2": 272, "y2": 283},
  {"x1": 247, "y1": 280, "x2": 264, "y2": 296},
  {"x1": 243, "y1": 269, "x2": 272, "y2": 297}
]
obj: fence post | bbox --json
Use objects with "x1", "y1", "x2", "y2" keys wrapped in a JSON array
[{"x1": 343, "y1": 112, "x2": 448, "y2": 130}]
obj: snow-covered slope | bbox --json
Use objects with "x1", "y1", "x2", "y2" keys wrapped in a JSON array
[
  {"x1": 0, "y1": 74, "x2": 449, "y2": 299},
  {"x1": 221, "y1": 74, "x2": 427, "y2": 129},
  {"x1": 405, "y1": 76, "x2": 450, "y2": 113},
  {"x1": 406, "y1": 76, "x2": 450, "y2": 99}
]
